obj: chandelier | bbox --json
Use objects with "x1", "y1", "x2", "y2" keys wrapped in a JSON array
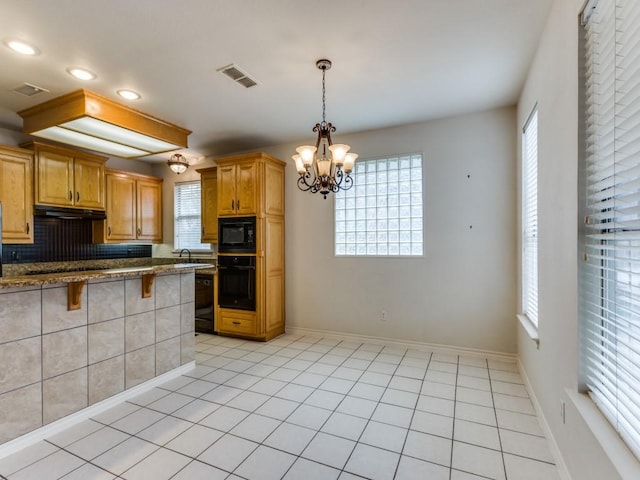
[
  {"x1": 167, "y1": 153, "x2": 189, "y2": 174},
  {"x1": 293, "y1": 59, "x2": 357, "y2": 199}
]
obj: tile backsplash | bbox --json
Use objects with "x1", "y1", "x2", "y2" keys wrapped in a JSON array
[{"x1": 2, "y1": 217, "x2": 151, "y2": 264}]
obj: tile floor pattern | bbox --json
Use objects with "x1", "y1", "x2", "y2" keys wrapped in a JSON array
[{"x1": 0, "y1": 333, "x2": 561, "y2": 480}]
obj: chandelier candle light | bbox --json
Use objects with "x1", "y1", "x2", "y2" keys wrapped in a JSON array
[{"x1": 293, "y1": 59, "x2": 357, "y2": 199}]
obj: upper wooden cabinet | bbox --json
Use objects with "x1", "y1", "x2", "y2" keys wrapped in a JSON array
[
  {"x1": 197, "y1": 167, "x2": 217, "y2": 243},
  {"x1": 0, "y1": 145, "x2": 34, "y2": 243},
  {"x1": 25, "y1": 142, "x2": 106, "y2": 210},
  {"x1": 93, "y1": 169, "x2": 163, "y2": 243},
  {"x1": 216, "y1": 152, "x2": 285, "y2": 218}
]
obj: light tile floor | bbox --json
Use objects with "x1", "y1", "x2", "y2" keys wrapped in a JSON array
[{"x1": 0, "y1": 333, "x2": 561, "y2": 479}]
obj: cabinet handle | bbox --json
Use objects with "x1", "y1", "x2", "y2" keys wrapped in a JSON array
[
  {"x1": 26, "y1": 222, "x2": 30, "y2": 235},
  {"x1": 76, "y1": 191, "x2": 80, "y2": 202},
  {"x1": 137, "y1": 227, "x2": 141, "y2": 236},
  {"x1": 108, "y1": 226, "x2": 111, "y2": 237},
  {"x1": 237, "y1": 199, "x2": 240, "y2": 210},
  {"x1": 69, "y1": 190, "x2": 73, "y2": 201},
  {"x1": 232, "y1": 321, "x2": 241, "y2": 325},
  {"x1": 202, "y1": 227, "x2": 205, "y2": 235},
  {"x1": 231, "y1": 199, "x2": 234, "y2": 210}
]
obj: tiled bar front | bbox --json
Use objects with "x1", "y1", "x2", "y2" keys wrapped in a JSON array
[{"x1": 0, "y1": 271, "x2": 195, "y2": 444}]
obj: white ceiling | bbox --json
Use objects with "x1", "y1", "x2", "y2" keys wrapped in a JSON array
[{"x1": 0, "y1": 0, "x2": 552, "y2": 163}]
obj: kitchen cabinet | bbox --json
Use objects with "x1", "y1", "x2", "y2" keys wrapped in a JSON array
[
  {"x1": 0, "y1": 145, "x2": 34, "y2": 243},
  {"x1": 26, "y1": 142, "x2": 106, "y2": 210},
  {"x1": 215, "y1": 152, "x2": 286, "y2": 341},
  {"x1": 197, "y1": 167, "x2": 217, "y2": 243},
  {"x1": 93, "y1": 169, "x2": 163, "y2": 243}
]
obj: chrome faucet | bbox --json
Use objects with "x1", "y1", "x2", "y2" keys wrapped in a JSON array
[{"x1": 179, "y1": 248, "x2": 192, "y2": 262}]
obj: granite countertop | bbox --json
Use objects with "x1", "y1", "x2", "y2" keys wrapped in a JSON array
[{"x1": 0, "y1": 263, "x2": 213, "y2": 289}]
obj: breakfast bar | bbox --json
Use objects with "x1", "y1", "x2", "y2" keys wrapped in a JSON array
[{"x1": 0, "y1": 263, "x2": 208, "y2": 444}]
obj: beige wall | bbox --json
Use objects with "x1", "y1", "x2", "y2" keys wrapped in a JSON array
[{"x1": 517, "y1": 0, "x2": 625, "y2": 478}]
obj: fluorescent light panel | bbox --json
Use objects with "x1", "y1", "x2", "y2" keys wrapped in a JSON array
[{"x1": 34, "y1": 126, "x2": 148, "y2": 157}]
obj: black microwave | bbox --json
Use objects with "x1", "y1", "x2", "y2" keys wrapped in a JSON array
[{"x1": 218, "y1": 217, "x2": 256, "y2": 253}]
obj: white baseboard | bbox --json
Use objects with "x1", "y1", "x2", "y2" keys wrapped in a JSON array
[
  {"x1": 285, "y1": 326, "x2": 517, "y2": 363},
  {"x1": 517, "y1": 359, "x2": 572, "y2": 480},
  {"x1": 0, "y1": 362, "x2": 195, "y2": 461}
]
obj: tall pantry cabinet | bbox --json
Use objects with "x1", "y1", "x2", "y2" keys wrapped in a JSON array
[{"x1": 214, "y1": 152, "x2": 285, "y2": 341}]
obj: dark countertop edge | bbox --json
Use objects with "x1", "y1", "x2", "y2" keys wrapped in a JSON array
[{"x1": 0, "y1": 263, "x2": 214, "y2": 289}]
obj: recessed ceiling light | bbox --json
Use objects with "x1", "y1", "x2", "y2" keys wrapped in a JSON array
[
  {"x1": 4, "y1": 38, "x2": 39, "y2": 55},
  {"x1": 117, "y1": 89, "x2": 141, "y2": 100},
  {"x1": 67, "y1": 67, "x2": 97, "y2": 81}
]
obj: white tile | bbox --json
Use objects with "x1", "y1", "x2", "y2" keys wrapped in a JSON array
[
  {"x1": 494, "y1": 393, "x2": 535, "y2": 415},
  {"x1": 372, "y1": 403, "x2": 414, "y2": 428},
  {"x1": 429, "y1": 360, "x2": 458, "y2": 373},
  {"x1": 283, "y1": 458, "x2": 340, "y2": 480},
  {"x1": 275, "y1": 383, "x2": 315, "y2": 402},
  {"x1": 201, "y1": 368, "x2": 236, "y2": 384},
  {"x1": 457, "y1": 365, "x2": 489, "y2": 379},
  {"x1": 267, "y1": 367, "x2": 300, "y2": 382},
  {"x1": 395, "y1": 365, "x2": 427, "y2": 380},
  {"x1": 456, "y1": 375, "x2": 491, "y2": 391},
  {"x1": 332, "y1": 366, "x2": 364, "y2": 381},
  {"x1": 137, "y1": 416, "x2": 193, "y2": 445},
  {"x1": 248, "y1": 378, "x2": 287, "y2": 395},
  {"x1": 225, "y1": 390, "x2": 270, "y2": 412},
  {"x1": 424, "y1": 370, "x2": 457, "y2": 385},
  {"x1": 60, "y1": 463, "x2": 116, "y2": 480},
  {"x1": 349, "y1": 382, "x2": 386, "y2": 401},
  {"x1": 488, "y1": 359, "x2": 519, "y2": 373},
  {"x1": 224, "y1": 373, "x2": 261, "y2": 390},
  {"x1": 321, "y1": 412, "x2": 368, "y2": 440},
  {"x1": 490, "y1": 370, "x2": 524, "y2": 384},
  {"x1": 199, "y1": 405, "x2": 249, "y2": 431},
  {"x1": 342, "y1": 358, "x2": 371, "y2": 370},
  {"x1": 360, "y1": 420, "x2": 408, "y2": 452},
  {"x1": 344, "y1": 443, "x2": 400, "y2": 480},
  {"x1": 500, "y1": 429, "x2": 555, "y2": 463},
  {"x1": 455, "y1": 386, "x2": 493, "y2": 407},
  {"x1": 396, "y1": 455, "x2": 449, "y2": 480},
  {"x1": 201, "y1": 356, "x2": 233, "y2": 368},
  {"x1": 235, "y1": 445, "x2": 297, "y2": 480},
  {"x1": 165, "y1": 424, "x2": 224, "y2": 457},
  {"x1": 302, "y1": 432, "x2": 356, "y2": 469},
  {"x1": 244, "y1": 363, "x2": 277, "y2": 377},
  {"x1": 159, "y1": 375, "x2": 195, "y2": 391},
  {"x1": 450, "y1": 470, "x2": 487, "y2": 479},
  {"x1": 350, "y1": 350, "x2": 379, "y2": 361},
  {"x1": 359, "y1": 371, "x2": 392, "y2": 387},
  {"x1": 307, "y1": 362, "x2": 338, "y2": 376},
  {"x1": 376, "y1": 353, "x2": 403, "y2": 365},
  {"x1": 458, "y1": 356, "x2": 488, "y2": 369},
  {"x1": 92, "y1": 437, "x2": 158, "y2": 475},
  {"x1": 367, "y1": 362, "x2": 397, "y2": 374},
  {"x1": 420, "y1": 380, "x2": 456, "y2": 400},
  {"x1": 0, "y1": 441, "x2": 59, "y2": 476},
  {"x1": 264, "y1": 422, "x2": 316, "y2": 455},
  {"x1": 66, "y1": 426, "x2": 130, "y2": 460},
  {"x1": 286, "y1": 404, "x2": 333, "y2": 430},
  {"x1": 410, "y1": 410, "x2": 454, "y2": 438},
  {"x1": 454, "y1": 419, "x2": 501, "y2": 450},
  {"x1": 147, "y1": 392, "x2": 194, "y2": 414},
  {"x1": 336, "y1": 396, "x2": 378, "y2": 418},
  {"x1": 11, "y1": 450, "x2": 85, "y2": 480},
  {"x1": 128, "y1": 388, "x2": 170, "y2": 407},
  {"x1": 455, "y1": 402, "x2": 497, "y2": 426},
  {"x1": 416, "y1": 395, "x2": 455, "y2": 417},
  {"x1": 47, "y1": 419, "x2": 104, "y2": 447},
  {"x1": 389, "y1": 376, "x2": 423, "y2": 393},
  {"x1": 503, "y1": 453, "x2": 560, "y2": 480},
  {"x1": 171, "y1": 398, "x2": 220, "y2": 422},
  {"x1": 431, "y1": 353, "x2": 458, "y2": 364},
  {"x1": 255, "y1": 397, "x2": 300, "y2": 420},
  {"x1": 304, "y1": 389, "x2": 345, "y2": 410},
  {"x1": 184, "y1": 364, "x2": 216, "y2": 379},
  {"x1": 176, "y1": 379, "x2": 217, "y2": 398},
  {"x1": 292, "y1": 372, "x2": 328, "y2": 388},
  {"x1": 495, "y1": 409, "x2": 544, "y2": 436},
  {"x1": 403, "y1": 430, "x2": 452, "y2": 467},
  {"x1": 121, "y1": 448, "x2": 191, "y2": 480},
  {"x1": 201, "y1": 384, "x2": 243, "y2": 404},
  {"x1": 171, "y1": 460, "x2": 229, "y2": 480},
  {"x1": 91, "y1": 402, "x2": 140, "y2": 425},
  {"x1": 491, "y1": 380, "x2": 529, "y2": 397},
  {"x1": 231, "y1": 413, "x2": 282, "y2": 443},
  {"x1": 381, "y1": 388, "x2": 419, "y2": 408},
  {"x1": 110, "y1": 407, "x2": 165, "y2": 435},
  {"x1": 224, "y1": 360, "x2": 255, "y2": 373},
  {"x1": 320, "y1": 377, "x2": 355, "y2": 394},
  {"x1": 241, "y1": 352, "x2": 270, "y2": 363},
  {"x1": 296, "y1": 350, "x2": 324, "y2": 362},
  {"x1": 262, "y1": 356, "x2": 291, "y2": 368},
  {"x1": 451, "y1": 441, "x2": 505, "y2": 480},
  {"x1": 197, "y1": 434, "x2": 258, "y2": 472}
]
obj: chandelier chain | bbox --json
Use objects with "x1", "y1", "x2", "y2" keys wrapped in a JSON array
[{"x1": 321, "y1": 66, "x2": 326, "y2": 126}]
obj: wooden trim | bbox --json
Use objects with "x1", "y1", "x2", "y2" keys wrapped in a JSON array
[
  {"x1": 67, "y1": 281, "x2": 86, "y2": 310},
  {"x1": 141, "y1": 274, "x2": 155, "y2": 298}
]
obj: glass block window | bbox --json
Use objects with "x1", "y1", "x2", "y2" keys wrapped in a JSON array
[{"x1": 335, "y1": 154, "x2": 423, "y2": 256}]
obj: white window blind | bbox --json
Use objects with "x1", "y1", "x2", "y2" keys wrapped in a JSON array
[
  {"x1": 174, "y1": 181, "x2": 209, "y2": 251},
  {"x1": 522, "y1": 108, "x2": 539, "y2": 327},
  {"x1": 335, "y1": 154, "x2": 423, "y2": 256},
  {"x1": 581, "y1": 0, "x2": 640, "y2": 459}
]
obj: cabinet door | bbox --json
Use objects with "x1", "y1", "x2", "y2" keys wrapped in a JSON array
[
  {"x1": 74, "y1": 157, "x2": 105, "y2": 209},
  {"x1": 201, "y1": 171, "x2": 218, "y2": 243},
  {"x1": 236, "y1": 162, "x2": 257, "y2": 215},
  {"x1": 264, "y1": 161, "x2": 285, "y2": 216},
  {"x1": 217, "y1": 165, "x2": 237, "y2": 216},
  {"x1": 137, "y1": 179, "x2": 162, "y2": 241},
  {"x1": 0, "y1": 148, "x2": 33, "y2": 243},
  {"x1": 263, "y1": 216, "x2": 285, "y2": 336},
  {"x1": 36, "y1": 149, "x2": 73, "y2": 206},
  {"x1": 106, "y1": 174, "x2": 136, "y2": 240}
]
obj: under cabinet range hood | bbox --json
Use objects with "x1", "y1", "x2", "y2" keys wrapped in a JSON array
[
  {"x1": 18, "y1": 89, "x2": 191, "y2": 158},
  {"x1": 34, "y1": 204, "x2": 106, "y2": 220}
]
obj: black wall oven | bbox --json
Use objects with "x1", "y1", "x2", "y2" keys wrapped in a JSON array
[
  {"x1": 218, "y1": 255, "x2": 256, "y2": 311},
  {"x1": 218, "y1": 217, "x2": 256, "y2": 253}
]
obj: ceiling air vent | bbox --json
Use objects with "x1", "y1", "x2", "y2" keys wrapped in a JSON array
[
  {"x1": 217, "y1": 64, "x2": 258, "y2": 88},
  {"x1": 13, "y1": 82, "x2": 49, "y2": 97}
]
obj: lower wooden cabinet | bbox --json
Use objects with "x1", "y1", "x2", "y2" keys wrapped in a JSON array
[{"x1": 218, "y1": 309, "x2": 257, "y2": 336}]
